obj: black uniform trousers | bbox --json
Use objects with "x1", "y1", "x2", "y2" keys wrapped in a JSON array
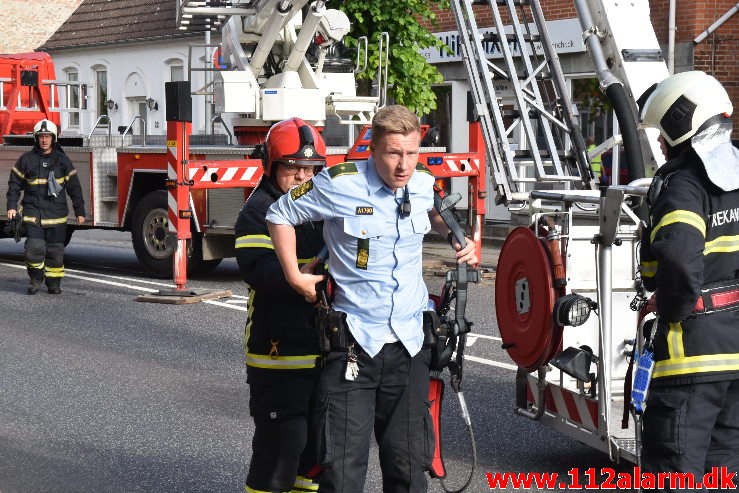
[
  {"x1": 24, "y1": 223, "x2": 66, "y2": 285},
  {"x1": 642, "y1": 379, "x2": 739, "y2": 492},
  {"x1": 312, "y1": 342, "x2": 432, "y2": 493},
  {"x1": 246, "y1": 368, "x2": 321, "y2": 493}
]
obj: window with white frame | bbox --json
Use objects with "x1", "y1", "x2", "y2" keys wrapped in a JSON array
[
  {"x1": 170, "y1": 64, "x2": 184, "y2": 82},
  {"x1": 95, "y1": 68, "x2": 108, "y2": 117},
  {"x1": 66, "y1": 69, "x2": 80, "y2": 127}
]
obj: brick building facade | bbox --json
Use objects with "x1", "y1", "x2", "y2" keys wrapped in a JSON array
[
  {"x1": 424, "y1": 0, "x2": 738, "y2": 134},
  {"x1": 0, "y1": 0, "x2": 83, "y2": 54}
]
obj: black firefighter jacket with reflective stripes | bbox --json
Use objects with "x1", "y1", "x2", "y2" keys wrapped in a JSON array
[
  {"x1": 640, "y1": 149, "x2": 739, "y2": 385},
  {"x1": 6, "y1": 145, "x2": 85, "y2": 227},
  {"x1": 234, "y1": 180, "x2": 324, "y2": 378}
]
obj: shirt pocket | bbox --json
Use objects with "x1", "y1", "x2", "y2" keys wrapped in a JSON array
[
  {"x1": 411, "y1": 212, "x2": 431, "y2": 234},
  {"x1": 342, "y1": 216, "x2": 384, "y2": 239}
]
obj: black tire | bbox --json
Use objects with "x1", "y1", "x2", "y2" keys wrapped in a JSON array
[{"x1": 130, "y1": 190, "x2": 208, "y2": 278}]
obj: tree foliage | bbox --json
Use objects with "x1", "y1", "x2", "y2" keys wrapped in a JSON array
[{"x1": 336, "y1": 0, "x2": 450, "y2": 116}]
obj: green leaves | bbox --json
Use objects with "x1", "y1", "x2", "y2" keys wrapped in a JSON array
[{"x1": 339, "y1": 0, "x2": 451, "y2": 115}]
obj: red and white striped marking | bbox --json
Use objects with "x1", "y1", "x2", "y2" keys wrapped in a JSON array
[
  {"x1": 526, "y1": 373, "x2": 599, "y2": 432},
  {"x1": 443, "y1": 158, "x2": 480, "y2": 174},
  {"x1": 167, "y1": 145, "x2": 179, "y2": 233},
  {"x1": 188, "y1": 166, "x2": 261, "y2": 185}
]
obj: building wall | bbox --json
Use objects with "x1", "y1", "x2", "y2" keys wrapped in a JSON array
[
  {"x1": 0, "y1": 0, "x2": 83, "y2": 53},
  {"x1": 48, "y1": 39, "x2": 214, "y2": 138},
  {"x1": 426, "y1": 0, "x2": 738, "y2": 135}
]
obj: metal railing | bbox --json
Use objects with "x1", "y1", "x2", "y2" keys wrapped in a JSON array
[
  {"x1": 88, "y1": 114, "x2": 112, "y2": 146},
  {"x1": 210, "y1": 115, "x2": 233, "y2": 145},
  {"x1": 121, "y1": 115, "x2": 147, "y2": 147}
]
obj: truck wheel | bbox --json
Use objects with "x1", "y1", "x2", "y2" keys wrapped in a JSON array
[{"x1": 131, "y1": 190, "x2": 205, "y2": 278}]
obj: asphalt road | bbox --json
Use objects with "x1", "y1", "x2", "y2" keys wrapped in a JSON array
[{"x1": 0, "y1": 230, "x2": 639, "y2": 492}]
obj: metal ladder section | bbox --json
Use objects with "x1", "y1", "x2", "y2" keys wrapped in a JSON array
[
  {"x1": 176, "y1": 0, "x2": 256, "y2": 31},
  {"x1": 450, "y1": 0, "x2": 596, "y2": 204}
]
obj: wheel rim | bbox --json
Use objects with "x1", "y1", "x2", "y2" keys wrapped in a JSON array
[{"x1": 141, "y1": 208, "x2": 172, "y2": 260}]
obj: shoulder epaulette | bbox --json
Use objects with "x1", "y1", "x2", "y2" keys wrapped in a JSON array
[
  {"x1": 328, "y1": 162, "x2": 358, "y2": 179},
  {"x1": 415, "y1": 162, "x2": 433, "y2": 175}
]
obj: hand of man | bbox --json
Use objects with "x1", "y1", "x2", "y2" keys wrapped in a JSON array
[
  {"x1": 7, "y1": 209, "x2": 16, "y2": 220},
  {"x1": 645, "y1": 292, "x2": 657, "y2": 313},
  {"x1": 288, "y1": 272, "x2": 326, "y2": 303},
  {"x1": 453, "y1": 236, "x2": 478, "y2": 266},
  {"x1": 76, "y1": 216, "x2": 85, "y2": 225}
]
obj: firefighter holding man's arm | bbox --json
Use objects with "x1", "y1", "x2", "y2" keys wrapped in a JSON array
[
  {"x1": 234, "y1": 118, "x2": 326, "y2": 493},
  {"x1": 6, "y1": 119, "x2": 85, "y2": 295},
  {"x1": 267, "y1": 105, "x2": 476, "y2": 493},
  {"x1": 637, "y1": 71, "x2": 739, "y2": 486}
]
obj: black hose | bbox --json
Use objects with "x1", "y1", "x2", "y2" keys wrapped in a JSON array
[{"x1": 605, "y1": 83, "x2": 645, "y2": 182}]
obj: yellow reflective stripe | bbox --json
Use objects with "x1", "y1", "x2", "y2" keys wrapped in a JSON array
[
  {"x1": 245, "y1": 353, "x2": 319, "y2": 369},
  {"x1": 45, "y1": 266, "x2": 64, "y2": 278},
  {"x1": 653, "y1": 353, "x2": 739, "y2": 378},
  {"x1": 26, "y1": 178, "x2": 48, "y2": 185},
  {"x1": 245, "y1": 486, "x2": 272, "y2": 493},
  {"x1": 244, "y1": 289, "x2": 254, "y2": 362},
  {"x1": 297, "y1": 255, "x2": 318, "y2": 265},
  {"x1": 11, "y1": 167, "x2": 24, "y2": 178},
  {"x1": 666, "y1": 322, "x2": 685, "y2": 360},
  {"x1": 293, "y1": 476, "x2": 319, "y2": 491},
  {"x1": 26, "y1": 261, "x2": 44, "y2": 270},
  {"x1": 235, "y1": 234, "x2": 273, "y2": 249},
  {"x1": 40, "y1": 217, "x2": 68, "y2": 225},
  {"x1": 22, "y1": 216, "x2": 37, "y2": 223},
  {"x1": 704, "y1": 235, "x2": 739, "y2": 255},
  {"x1": 641, "y1": 260, "x2": 658, "y2": 278},
  {"x1": 650, "y1": 210, "x2": 706, "y2": 242}
]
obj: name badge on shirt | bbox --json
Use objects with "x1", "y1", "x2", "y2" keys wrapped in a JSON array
[{"x1": 355, "y1": 206, "x2": 373, "y2": 215}]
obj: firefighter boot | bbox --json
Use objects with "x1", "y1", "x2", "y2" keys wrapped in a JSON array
[
  {"x1": 46, "y1": 278, "x2": 61, "y2": 295},
  {"x1": 27, "y1": 278, "x2": 42, "y2": 295}
]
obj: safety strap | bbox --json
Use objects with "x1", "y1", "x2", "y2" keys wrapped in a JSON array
[
  {"x1": 693, "y1": 279, "x2": 739, "y2": 315},
  {"x1": 622, "y1": 305, "x2": 650, "y2": 429}
]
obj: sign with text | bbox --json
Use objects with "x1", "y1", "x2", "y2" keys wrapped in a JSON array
[{"x1": 419, "y1": 18, "x2": 585, "y2": 64}]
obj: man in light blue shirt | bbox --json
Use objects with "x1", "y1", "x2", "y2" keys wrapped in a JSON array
[{"x1": 267, "y1": 105, "x2": 476, "y2": 492}]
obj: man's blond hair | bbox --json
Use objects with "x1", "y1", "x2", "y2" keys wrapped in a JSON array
[{"x1": 370, "y1": 105, "x2": 420, "y2": 149}]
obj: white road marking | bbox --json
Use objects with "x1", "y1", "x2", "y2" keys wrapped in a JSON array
[
  {"x1": 0, "y1": 261, "x2": 249, "y2": 311},
  {"x1": 466, "y1": 336, "x2": 478, "y2": 346},
  {"x1": 464, "y1": 355, "x2": 518, "y2": 371},
  {"x1": 471, "y1": 333, "x2": 502, "y2": 341},
  {"x1": 0, "y1": 261, "x2": 516, "y2": 368}
]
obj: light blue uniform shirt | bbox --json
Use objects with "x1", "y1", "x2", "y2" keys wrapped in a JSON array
[{"x1": 266, "y1": 158, "x2": 435, "y2": 358}]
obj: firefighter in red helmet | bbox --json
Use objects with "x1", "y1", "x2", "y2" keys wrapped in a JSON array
[{"x1": 234, "y1": 117, "x2": 326, "y2": 493}]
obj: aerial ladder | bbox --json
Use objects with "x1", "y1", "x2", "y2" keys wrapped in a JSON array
[
  {"x1": 450, "y1": 0, "x2": 669, "y2": 463},
  {"x1": 142, "y1": 0, "x2": 488, "y2": 294}
]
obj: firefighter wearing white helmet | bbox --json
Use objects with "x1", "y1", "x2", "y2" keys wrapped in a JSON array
[
  {"x1": 6, "y1": 119, "x2": 86, "y2": 294},
  {"x1": 637, "y1": 71, "x2": 739, "y2": 485},
  {"x1": 233, "y1": 117, "x2": 326, "y2": 493}
]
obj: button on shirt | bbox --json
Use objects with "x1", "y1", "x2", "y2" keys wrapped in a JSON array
[{"x1": 266, "y1": 158, "x2": 435, "y2": 357}]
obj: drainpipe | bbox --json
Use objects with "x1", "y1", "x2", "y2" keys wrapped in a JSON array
[
  {"x1": 668, "y1": 0, "x2": 676, "y2": 74},
  {"x1": 694, "y1": 3, "x2": 739, "y2": 44}
]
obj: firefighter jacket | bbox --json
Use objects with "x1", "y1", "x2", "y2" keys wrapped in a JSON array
[
  {"x1": 640, "y1": 148, "x2": 739, "y2": 385},
  {"x1": 234, "y1": 179, "x2": 324, "y2": 380},
  {"x1": 6, "y1": 145, "x2": 85, "y2": 227}
]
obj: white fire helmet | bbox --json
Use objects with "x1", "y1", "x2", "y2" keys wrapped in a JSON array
[
  {"x1": 33, "y1": 119, "x2": 58, "y2": 142},
  {"x1": 639, "y1": 71, "x2": 732, "y2": 147}
]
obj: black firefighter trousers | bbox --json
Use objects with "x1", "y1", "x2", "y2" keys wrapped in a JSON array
[
  {"x1": 312, "y1": 342, "x2": 433, "y2": 493},
  {"x1": 641, "y1": 378, "x2": 739, "y2": 492},
  {"x1": 25, "y1": 224, "x2": 65, "y2": 286}
]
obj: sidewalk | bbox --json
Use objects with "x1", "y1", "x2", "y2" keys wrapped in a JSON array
[{"x1": 422, "y1": 233, "x2": 500, "y2": 284}]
